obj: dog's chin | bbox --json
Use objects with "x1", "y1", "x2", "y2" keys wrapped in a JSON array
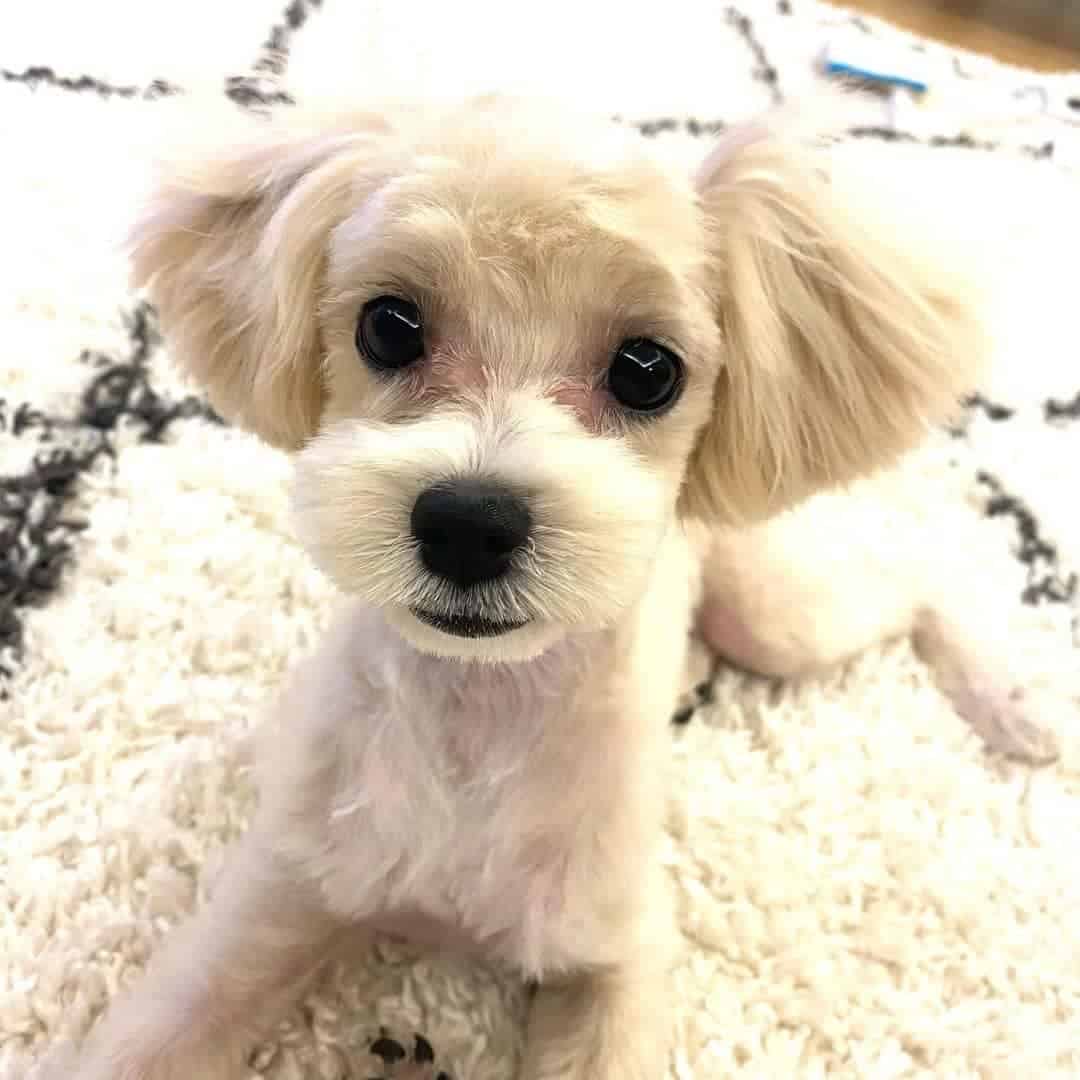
[{"x1": 385, "y1": 606, "x2": 565, "y2": 663}]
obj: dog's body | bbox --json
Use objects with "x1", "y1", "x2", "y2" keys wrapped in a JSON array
[{"x1": 47, "y1": 95, "x2": 1055, "y2": 1080}]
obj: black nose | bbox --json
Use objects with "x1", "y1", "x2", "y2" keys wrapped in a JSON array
[{"x1": 411, "y1": 481, "x2": 532, "y2": 588}]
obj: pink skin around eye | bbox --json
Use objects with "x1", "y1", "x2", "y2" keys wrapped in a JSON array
[
  {"x1": 424, "y1": 344, "x2": 483, "y2": 394},
  {"x1": 550, "y1": 379, "x2": 605, "y2": 431},
  {"x1": 421, "y1": 344, "x2": 606, "y2": 430}
]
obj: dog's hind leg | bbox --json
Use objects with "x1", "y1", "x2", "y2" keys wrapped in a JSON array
[
  {"x1": 912, "y1": 603, "x2": 1060, "y2": 764},
  {"x1": 696, "y1": 509, "x2": 1060, "y2": 764},
  {"x1": 695, "y1": 510, "x2": 918, "y2": 681}
]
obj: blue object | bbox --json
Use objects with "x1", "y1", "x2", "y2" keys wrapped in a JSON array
[{"x1": 823, "y1": 59, "x2": 928, "y2": 94}]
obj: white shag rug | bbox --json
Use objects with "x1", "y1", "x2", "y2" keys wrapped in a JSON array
[{"x1": 2, "y1": 2, "x2": 1080, "y2": 1077}]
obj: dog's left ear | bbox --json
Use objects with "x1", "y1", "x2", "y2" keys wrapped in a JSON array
[
  {"x1": 682, "y1": 122, "x2": 987, "y2": 524},
  {"x1": 128, "y1": 102, "x2": 391, "y2": 449}
]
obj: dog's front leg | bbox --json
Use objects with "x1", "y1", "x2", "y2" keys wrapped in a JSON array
[
  {"x1": 520, "y1": 958, "x2": 670, "y2": 1080},
  {"x1": 66, "y1": 825, "x2": 344, "y2": 1080},
  {"x1": 519, "y1": 878, "x2": 674, "y2": 1080}
]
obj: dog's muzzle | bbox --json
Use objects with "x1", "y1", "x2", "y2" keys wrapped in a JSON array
[{"x1": 409, "y1": 478, "x2": 532, "y2": 637}]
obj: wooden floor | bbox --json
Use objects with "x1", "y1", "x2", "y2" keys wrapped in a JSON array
[{"x1": 832, "y1": 0, "x2": 1080, "y2": 71}]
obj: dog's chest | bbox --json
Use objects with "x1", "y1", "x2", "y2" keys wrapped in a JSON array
[{"x1": 306, "y1": 630, "x2": 622, "y2": 975}]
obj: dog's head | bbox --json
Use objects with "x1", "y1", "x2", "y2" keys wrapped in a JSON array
[{"x1": 131, "y1": 95, "x2": 983, "y2": 661}]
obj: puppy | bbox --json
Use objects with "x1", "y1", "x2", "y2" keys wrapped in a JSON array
[{"x1": 54, "y1": 93, "x2": 1029, "y2": 1079}]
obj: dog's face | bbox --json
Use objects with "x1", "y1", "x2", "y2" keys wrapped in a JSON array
[
  {"x1": 298, "y1": 114, "x2": 719, "y2": 661},
  {"x1": 131, "y1": 96, "x2": 984, "y2": 662}
]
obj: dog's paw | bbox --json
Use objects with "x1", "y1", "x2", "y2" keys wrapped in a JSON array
[
  {"x1": 368, "y1": 1029, "x2": 452, "y2": 1080},
  {"x1": 955, "y1": 682, "x2": 1061, "y2": 765}
]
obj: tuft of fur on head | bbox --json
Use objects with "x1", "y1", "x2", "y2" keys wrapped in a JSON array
[{"x1": 682, "y1": 93, "x2": 988, "y2": 523}]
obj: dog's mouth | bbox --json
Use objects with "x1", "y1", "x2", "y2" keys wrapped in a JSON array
[{"x1": 411, "y1": 608, "x2": 530, "y2": 638}]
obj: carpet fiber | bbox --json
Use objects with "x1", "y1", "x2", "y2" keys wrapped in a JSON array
[{"x1": 2, "y1": 2, "x2": 1080, "y2": 1077}]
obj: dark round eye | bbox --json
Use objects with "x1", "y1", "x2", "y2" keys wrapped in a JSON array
[
  {"x1": 607, "y1": 338, "x2": 684, "y2": 414},
  {"x1": 357, "y1": 295, "x2": 425, "y2": 371}
]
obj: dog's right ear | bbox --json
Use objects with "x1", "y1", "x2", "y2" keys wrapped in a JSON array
[
  {"x1": 681, "y1": 111, "x2": 987, "y2": 524},
  {"x1": 129, "y1": 102, "x2": 391, "y2": 449}
]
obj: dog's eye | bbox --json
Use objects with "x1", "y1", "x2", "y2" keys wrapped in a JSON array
[
  {"x1": 357, "y1": 296, "x2": 425, "y2": 371},
  {"x1": 608, "y1": 338, "x2": 683, "y2": 414}
]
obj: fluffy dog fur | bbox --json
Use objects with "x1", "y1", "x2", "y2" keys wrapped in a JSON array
[{"x1": 47, "y1": 94, "x2": 1054, "y2": 1080}]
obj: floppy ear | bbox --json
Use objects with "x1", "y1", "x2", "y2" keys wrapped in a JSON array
[
  {"x1": 683, "y1": 119, "x2": 987, "y2": 524},
  {"x1": 128, "y1": 103, "x2": 389, "y2": 449}
]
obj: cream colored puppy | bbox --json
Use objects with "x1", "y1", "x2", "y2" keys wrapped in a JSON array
[{"x1": 53, "y1": 94, "x2": 1037, "y2": 1080}]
